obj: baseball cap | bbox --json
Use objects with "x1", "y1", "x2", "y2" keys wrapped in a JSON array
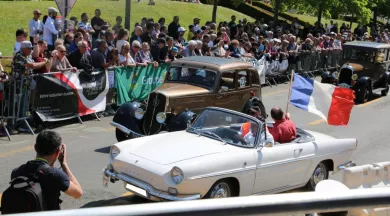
[
  {"x1": 171, "y1": 47, "x2": 179, "y2": 52},
  {"x1": 33, "y1": 9, "x2": 41, "y2": 15},
  {"x1": 48, "y1": 7, "x2": 59, "y2": 13},
  {"x1": 20, "y1": 41, "x2": 33, "y2": 49},
  {"x1": 178, "y1": 27, "x2": 186, "y2": 32}
]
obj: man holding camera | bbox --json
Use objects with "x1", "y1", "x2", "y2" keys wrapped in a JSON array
[
  {"x1": 29, "y1": 9, "x2": 44, "y2": 44},
  {"x1": 8, "y1": 130, "x2": 83, "y2": 211}
]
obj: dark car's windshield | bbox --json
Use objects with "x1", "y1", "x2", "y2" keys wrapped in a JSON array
[
  {"x1": 187, "y1": 108, "x2": 262, "y2": 148},
  {"x1": 166, "y1": 67, "x2": 217, "y2": 88},
  {"x1": 343, "y1": 48, "x2": 375, "y2": 63}
]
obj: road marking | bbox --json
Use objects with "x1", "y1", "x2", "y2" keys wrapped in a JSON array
[
  {"x1": 309, "y1": 119, "x2": 326, "y2": 125},
  {"x1": 0, "y1": 145, "x2": 34, "y2": 158},
  {"x1": 263, "y1": 90, "x2": 288, "y2": 97},
  {"x1": 357, "y1": 98, "x2": 382, "y2": 107},
  {"x1": 121, "y1": 191, "x2": 133, "y2": 197},
  {"x1": 104, "y1": 128, "x2": 115, "y2": 132}
]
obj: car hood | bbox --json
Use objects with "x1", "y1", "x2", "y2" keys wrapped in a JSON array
[
  {"x1": 118, "y1": 131, "x2": 230, "y2": 165},
  {"x1": 156, "y1": 83, "x2": 209, "y2": 97}
]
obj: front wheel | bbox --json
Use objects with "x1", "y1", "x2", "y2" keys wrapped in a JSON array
[
  {"x1": 355, "y1": 85, "x2": 370, "y2": 104},
  {"x1": 381, "y1": 83, "x2": 389, "y2": 96},
  {"x1": 115, "y1": 128, "x2": 130, "y2": 142},
  {"x1": 306, "y1": 162, "x2": 329, "y2": 191},
  {"x1": 205, "y1": 180, "x2": 233, "y2": 199}
]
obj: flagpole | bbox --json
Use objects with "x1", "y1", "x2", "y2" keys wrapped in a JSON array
[{"x1": 286, "y1": 70, "x2": 295, "y2": 114}]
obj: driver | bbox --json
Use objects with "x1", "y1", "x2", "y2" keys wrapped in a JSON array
[
  {"x1": 235, "y1": 106, "x2": 274, "y2": 146},
  {"x1": 180, "y1": 68, "x2": 203, "y2": 83}
]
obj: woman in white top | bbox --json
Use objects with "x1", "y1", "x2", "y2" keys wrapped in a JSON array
[
  {"x1": 116, "y1": 28, "x2": 129, "y2": 54},
  {"x1": 119, "y1": 42, "x2": 136, "y2": 67}
]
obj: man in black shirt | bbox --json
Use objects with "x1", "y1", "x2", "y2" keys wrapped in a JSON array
[
  {"x1": 11, "y1": 130, "x2": 83, "y2": 210},
  {"x1": 151, "y1": 38, "x2": 168, "y2": 63},
  {"x1": 141, "y1": 22, "x2": 154, "y2": 46},
  {"x1": 168, "y1": 16, "x2": 181, "y2": 40},
  {"x1": 228, "y1": 15, "x2": 237, "y2": 39},
  {"x1": 91, "y1": 9, "x2": 105, "y2": 43},
  {"x1": 68, "y1": 41, "x2": 94, "y2": 73}
]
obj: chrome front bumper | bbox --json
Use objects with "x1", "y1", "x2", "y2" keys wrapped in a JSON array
[
  {"x1": 337, "y1": 161, "x2": 356, "y2": 170},
  {"x1": 110, "y1": 122, "x2": 145, "y2": 138},
  {"x1": 103, "y1": 168, "x2": 201, "y2": 201}
]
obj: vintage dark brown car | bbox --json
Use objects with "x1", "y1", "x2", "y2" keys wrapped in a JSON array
[
  {"x1": 112, "y1": 56, "x2": 265, "y2": 142},
  {"x1": 321, "y1": 41, "x2": 390, "y2": 103}
]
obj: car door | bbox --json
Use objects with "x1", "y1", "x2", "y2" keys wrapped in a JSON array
[
  {"x1": 252, "y1": 142, "x2": 315, "y2": 194},
  {"x1": 213, "y1": 71, "x2": 237, "y2": 110},
  {"x1": 234, "y1": 70, "x2": 252, "y2": 111}
]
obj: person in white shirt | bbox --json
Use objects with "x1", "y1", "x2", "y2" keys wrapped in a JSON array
[
  {"x1": 192, "y1": 17, "x2": 201, "y2": 32},
  {"x1": 29, "y1": 9, "x2": 44, "y2": 43},
  {"x1": 43, "y1": 7, "x2": 60, "y2": 51},
  {"x1": 78, "y1": 13, "x2": 95, "y2": 33},
  {"x1": 14, "y1": 29, "x2": 28, "y2": 55}
]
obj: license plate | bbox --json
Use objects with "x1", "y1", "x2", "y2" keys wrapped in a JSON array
[
  {"x1": 125, "y1": 183, "x2": 147, "y2": 197},
  {"x1": 103, "y1": 174, "x2": 109, "y2": 187}
]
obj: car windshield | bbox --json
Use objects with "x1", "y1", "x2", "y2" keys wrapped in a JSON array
[
  {"x1": 343, "y1": 48, "x2": 375, "y2": 63},
  {"x1": 166, "y1": 67, "x2": 217, "y2": 88},
  {"x1": 187, "y1": 108, "x2": 261, "y2": 148}
]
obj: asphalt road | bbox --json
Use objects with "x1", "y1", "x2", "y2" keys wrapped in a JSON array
[{"x1": 0, "y1": 77, "x2": 389, "y2": 210}]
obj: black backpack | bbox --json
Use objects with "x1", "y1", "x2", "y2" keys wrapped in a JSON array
[{"x1": 1, "y1": 163, "x2": 51, "y2": 214}]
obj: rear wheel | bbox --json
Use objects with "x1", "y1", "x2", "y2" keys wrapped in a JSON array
[
  {"x1": 115, "y1": 128, "x2": 129, "y2": 142},
  {"x1": 306, "y1": 162, "x2": 329, "y2": 191}
]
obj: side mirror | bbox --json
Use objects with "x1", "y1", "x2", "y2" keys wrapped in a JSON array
[{"x1": 219, "y1": 86, "x2": 228, "y2": 93}]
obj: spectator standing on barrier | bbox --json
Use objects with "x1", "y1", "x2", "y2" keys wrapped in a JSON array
[
  {"x1": 91, "y1": 39, "x2": 112, "y2": 70},
  {"x1": 43, "y1": 7, "x2": 60, "y2": 52},
  {"x1": 67, "y1": 41, "x2": 93, "y2": 73},
  {"x1": 130, "y1": 26, "x2": 143, "y2": 46},
  {"x1": 119, "y1": 42, "x2": 136, "y2": 67},
  {"x1": 168, "y1": 16, "x2": 181, "y2": 40},
  {"x1": 29, "y1": 9, "x2": 44, "y2": 43},
  {"x1": 14, "y1": 29, "x2": 28, "y2": 55},
  {"x1": 50, "y1": 45, "x2": 77, "y2": 72},
  {"x1": 117, "y1": 28, "x2": 130, "y2": 54},
  {"x1": 6, "y1": 130, "x2": 83, "y2": 212}
]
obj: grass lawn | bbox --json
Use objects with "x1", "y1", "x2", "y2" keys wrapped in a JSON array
[{"x1": 0, "y1": 0, "x2": 254, "y2": 57}]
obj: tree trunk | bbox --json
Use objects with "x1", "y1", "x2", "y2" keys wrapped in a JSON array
[
  {"x1": 317, "y1": 0, "x2": 323, "y2": 27},
  {"x1": 373, "y1": 7, "x2": 378, "y2": 29},
  {"x1": 212, "y1": 0, "x2": 218, "y2": 23},
  {"x1": 273, "y1": 0, "x2": 281, "y2": 29}
]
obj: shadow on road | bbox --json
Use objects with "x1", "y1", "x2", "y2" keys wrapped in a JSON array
[
  {"x1": 81, "y1": 195, "x2": 152, "y2": 208},
  {"x1": 95, "y1": 146, "x2": 111, "y2": 154}
]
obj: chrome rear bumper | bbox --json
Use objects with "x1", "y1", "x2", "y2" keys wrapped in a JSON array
[
  {"x1": 103, "y1": 168, "x2": 201, "y2": 201},
  {"x1": 338, "y1": 161, "x2": 356, "y2": 170}
]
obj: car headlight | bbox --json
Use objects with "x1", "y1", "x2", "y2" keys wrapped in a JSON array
[
  {"x1": 110, "y1": 146, "x2": 120, "y2": 158},
  {"x1": 134, "y1": 108, "x2": 145, "y2": 120},
  {"x1": 171, "y1": 167, "x2": 184, "y2": 185},
  {"x1": 156, "y1": 112, "x2": 166, "y2": 124},
  {"x1": 351, "y1": 74, "x2": 358, "y2": 81}
]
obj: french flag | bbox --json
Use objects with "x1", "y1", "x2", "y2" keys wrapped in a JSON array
[{"x1": 289, "y1": 74, "x2": 355, "y2": 126}]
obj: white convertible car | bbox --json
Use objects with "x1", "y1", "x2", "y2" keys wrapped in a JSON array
[{"x1": 103, "y1": 107, "x2": 357, "y2": 201}]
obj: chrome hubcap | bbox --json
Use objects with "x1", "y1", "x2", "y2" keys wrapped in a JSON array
[
  {"x1": 311, "y1": 164, "x2": 326, "y2": 188},
  {"x1": 210, "y1": 182, "x2": 230, "y2": 198}
]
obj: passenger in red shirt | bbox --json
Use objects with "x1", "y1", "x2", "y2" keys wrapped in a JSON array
[{"x1": 268, "y1": 107, "x2": 296, "y2": 143}]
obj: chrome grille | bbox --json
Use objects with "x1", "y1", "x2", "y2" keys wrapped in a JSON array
[{"x1": 143, "y1": 92, "x2": 166, "y2": 135}]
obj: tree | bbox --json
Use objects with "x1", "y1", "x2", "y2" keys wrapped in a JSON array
[
  {"x1": 208, "y1": 0, "x2": 242, "y2": 23},
  {"x1": 212, "y1": 0, "x2": 219, "y2": 23}
]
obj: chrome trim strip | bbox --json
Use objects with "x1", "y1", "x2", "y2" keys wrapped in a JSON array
[
  {"x1": 253, "y1": 183, "x2": 306, "y2": 195},
  {"x1": 189, "y1": 165, "x2": 257, "y2": 180},
  {"x1": 337, "y1": 161, "x2": 356, "y2": 170},
  {"x1": 110, "y1": 122, "x2": 145, "y2": 138},
  {"x1": 104, "y1": 169, "x2": 201, "y2": 201}
]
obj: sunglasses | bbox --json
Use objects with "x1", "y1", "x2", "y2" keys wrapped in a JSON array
[
  {"x1": 133, "y1": 46, "x2": 140, "y2": 49},
  {"x1": 58, "y1": 50, "x2": 67, "y2": 53}
]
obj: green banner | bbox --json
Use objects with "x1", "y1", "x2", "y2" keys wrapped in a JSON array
[{"x1": 115, "y1": 64, "x2": 168, "y2": 105}]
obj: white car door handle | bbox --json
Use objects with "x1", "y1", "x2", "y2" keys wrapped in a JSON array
[{"x1": 294, "y1": 148, "x2": 303, "y2": 153}]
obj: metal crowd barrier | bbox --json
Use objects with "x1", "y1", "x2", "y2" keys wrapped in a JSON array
[{"x1": 9, "y1": 187, "x2": 390, "y2": 216}]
